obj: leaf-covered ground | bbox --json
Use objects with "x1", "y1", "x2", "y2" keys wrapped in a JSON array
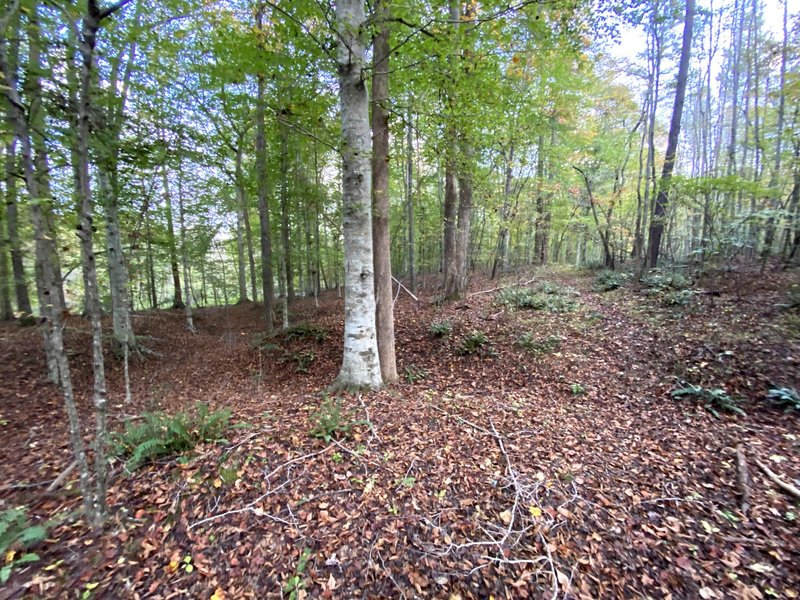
[{"x1": 1, "y1": 267, "x2": 798, "y2": 599}]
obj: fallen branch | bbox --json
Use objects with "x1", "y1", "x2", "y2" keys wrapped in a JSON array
[
  {"x1": 358, "y1": 392, "x2": 379, "y2": 441},
  {"x1": 468, "y1": 276, "x2": 536, "y2": 298},
  {"x1": 46, "y1": 460, "x2": 77, "y2": 493},
  {"x1": 735, "y1": 446, "x2": 751, "y2": 515},
  {"x1": 392, "y1": 276, "x2": 419, "y2": 302},
  {"x1": 756, "y1": 460, "x2": 800, "y2": 500}
]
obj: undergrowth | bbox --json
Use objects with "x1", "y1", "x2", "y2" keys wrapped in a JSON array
[
  {"x1": 671, "y1": 382, "x2": 744, "y2": 418},
  {"x1": 0, "y1": 507, "x2": 47, "y2": 584},
  {"x1": 112, "y1": 403, "x2": 233, "y2": 471}
]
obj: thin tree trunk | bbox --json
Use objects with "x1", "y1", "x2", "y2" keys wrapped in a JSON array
[
  {"x1": 235, "y1": 145, "x2": 248, "y2": 302},
  {"x1": 648, "y1": 0, "x2": 695, "y2": 268},
  {"x1": 760, "y1": 0, "x2": 788, "y2": 267},
  {"x1": 4, "y1": 137, "x2": 31, "y2": 315},
  {"x1": 371, "y1": 0, "x2": 397, "y2": 383},
  {"x1": 406, "y1": 108, "x2": 416, "y2": 292},
  {"x1": 278, "y1": 112, "x2": 290, "y2": 329},
  {"x1": 76, "y1": 1, "x2": 112, "y2": 526},
  {"x1": 335, "y1": 0, "x2": 382, "y2": 389},
  {"x1": 176, "y1": 152, "x2": 194, "y2": 332},
  {"x1": 162, "y1": 163, "x2": 183, "y2": 308}
]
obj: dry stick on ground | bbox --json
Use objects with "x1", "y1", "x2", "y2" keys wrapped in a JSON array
[
  {"x1": 735, "y1": 446, "x2": 752, "y2": 515},
  {"x1": 467, "y1": 276, "x2": 537, "y2": 298},
  {"x1": 46, "y1": 460, "x2": 78, "y2": 493},
  {"x1": 392, "y1": 276, "x2": 419, "y2": 302},
  {"x1": 756, "y1": 460, "x2": 800, "y2": 500},
  {"x1": 357, "y1": 392, "x2": 379, "y2": 441}
]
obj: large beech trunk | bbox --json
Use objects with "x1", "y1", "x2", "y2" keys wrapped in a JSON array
[{"x1": 335, "y1": 0, "x2": 382, "y2": 389}]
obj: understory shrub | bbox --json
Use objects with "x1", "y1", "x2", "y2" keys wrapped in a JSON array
[
  {"x1": 594, "y1": 270, "x2": 628, "y2": 292},
  {"x1": 641, "y1": 269, "x2": 690, "y2": 292},
  {"x1": 517, "y1": 333, "x2": 561, "y2": 355},
  {"x1": 285, "y1": 323, "x2": 328, "y2": 343},
  {"x1": 663, "y1": 289, "x2": 695, "y2": 307},
  {"x1": 766, "y1": 387, "x2": 800, "y2": 413},
  {"x1": 495, "y1": 286, "x2": 578, "y2": 313},
  {"x1": 457, "y1": 330, "x2": 494, "y2": 356},
  {"x1": 0, "y1": 507, "x2": 47, "y2": 584},
  {"x1": 429, "y1": 320, "x2": 453, "y2": 337},
  {"x1": 671, "y1": 382, "x2": 744, "y2": 418},
  {"x1": 310, "y1": 397, "x2": 366, "y2": 442},
  {"x1": 112, "y1": 403, "x2": 232, "y2": 471},
  {"x1": 283, "y1": 350, "x2": 315, "y2": 373},
  {"x1": 404, "y1": 364, "x2": 428, "y2": 383}
]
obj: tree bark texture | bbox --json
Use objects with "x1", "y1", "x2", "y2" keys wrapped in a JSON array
[
  {"x1": 335, "y1": 0, "x2": 382, "y2": 389},
  {"x1": 371, "y1": 0, "x2": 397, "y2": 383}
]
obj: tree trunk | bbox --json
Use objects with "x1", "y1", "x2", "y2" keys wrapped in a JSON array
[
  {"x1": 335, "y1": 0, "x2": 382, "y2": 389},
  {"x1": 760, "y1": 0, "x2": 788, "y2": 266},
  {"x1": 76, "y1": 2, "x2": 111, "y2": 526},
  {"x1": 371, "y1": 0, "x2": 397, "y2": 384},
  {"x1": 647, "y1": 0, "x2": 695, "y2": 268},
  {"x1": 234, "y1": 145, "x2": 248, "y2": 302},
  {"x1": 4, "y1": 137, "x2": 31, "y2": 315},
  {"x1": 406, "y1": 108, "x2": 416, "y2": 292},
  {"x1": 176, "y1": 152, "x2": 194, "y2": 332},
  {"x1": 255, "y1": 7, "x2": 274, "y2": 333},
  {"x1": 442, "y1": 161, "x2": 458, "y2": 297},
  {"x1": 278, "y1": 112, "x2": 291, "y2": 329},
  {"x1": 162, "y1": 164, "x2": 184, "y2": 308}
]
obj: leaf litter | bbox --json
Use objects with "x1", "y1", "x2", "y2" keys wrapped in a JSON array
[{"x1": 0, "y1": 268, "x2": 798, "y2": 599}]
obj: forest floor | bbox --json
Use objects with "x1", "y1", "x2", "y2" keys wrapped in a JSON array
[{"x1": 1, "y1": 266, "x2": 799, "y2": 599}]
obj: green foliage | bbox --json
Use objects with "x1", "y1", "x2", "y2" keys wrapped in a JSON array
[
  {"x1": 457, "y1": 330, "x2": 494, "y2": 356},
  {"x1": 403, "y1": 364, "x2": 428, "y2": 383},
  {"x1": 766, "y1": 387, "x2": 800, "y2": 413},
  {"x1": 283, "y1": 350, "x2": 315, "y2": 373},
  {"x1": 536, "y1": 281, "x2": 578, "y2": 296},
  {"x1": 517, "y1": 333, "x2": 561, "y2": 355},
  {"x1": 496, "y1": 285, "x2": 579, "y2": 313},
  {"x1": 778, "y1": 285, "x2": 800, "y2": 311},
  {"x1": 283, "y1": 547, "x2": 312, "y2": 600},
  {"x1": 309, "y1": 397, "x2": 365, "y2": 443},
  {"x1": 285, "y1": 323, "x2": 328, "y2": 343},
  {"x1": 663, "y1": 289, "x2": 694, "y2": 306},
  {"x1": 111, "y1": 403, "x2": 232, "y2": 471},
  {"x1": 640, "y1": 269, "x2": 690, "y2": 292},
  {"x1": 594, "y1": 270, "x2": 627, "y2": 292},
  {"x1": 671, "y1": 383, "x2": 745, "y2": 418},
  {"x1": 570, "y1": 383, "x2": 585, "y2": 395},
  {"x1": 0, "y1": 507, "x2": 47, "y2": 584},
  {"x1": 429, "y1": 320, "x2": 453, "y2": 337}
]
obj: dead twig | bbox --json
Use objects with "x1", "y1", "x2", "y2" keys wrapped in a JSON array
[
  {"x1": 735, "y1": 446, "x2": 751, "y2": 515},
  {"x1": 756, "y1": 460, "x2": 800, "y2": 500},
  {"x1": 46, "y1": 460, "x2": 77, "y2": 493},
  {"x1": 468, "y1": 276, "x2": 536, "y2": 298},
  {"x1": 392, "y1": 276, "x2": 419, "y2": 302}
]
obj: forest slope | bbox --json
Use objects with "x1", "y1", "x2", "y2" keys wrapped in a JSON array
[{"x1": 0, "y1": 267, "x2": 798, "y2": 599}]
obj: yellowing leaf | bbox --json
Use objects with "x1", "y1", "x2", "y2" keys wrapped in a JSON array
[
  {"x1": 184, "y1": 564, "x2": 194, "y2": 573},
  {"x1": 749, "y1": 562, "x2": 774, "y2": 574},
  {"x1": 529, "y1": 506, "x2": 542, "y2": 518},
  {"x1": 5, "y1": 550, "x2": 16, "y2": 563},
  {"x1": 499, "y1": 509, "x2": 512, "y2": 525},
  {"x1": 213, "y1": 478, "x2": 222, "y2": 488},
  {"x1": 85, "y1": 582, "x2": 99, "y2": 590},
  {"x1": 210, "y1": 588, "x2": 225, "y2": 600},
  {"x1": 168, "y1": 560, "x2": 179, "y2": 572}
]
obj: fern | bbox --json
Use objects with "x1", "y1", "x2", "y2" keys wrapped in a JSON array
[
  {"x1": 0, "y1": 507, "x2": 47, "y2": 584},
  {"x1": 114, "y1": 403, "x2": 234, "y2": 471}
]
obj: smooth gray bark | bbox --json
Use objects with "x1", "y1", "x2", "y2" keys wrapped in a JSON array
[{"x1": 335, "y1": 0, "x2": 382, "y2": 389}]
